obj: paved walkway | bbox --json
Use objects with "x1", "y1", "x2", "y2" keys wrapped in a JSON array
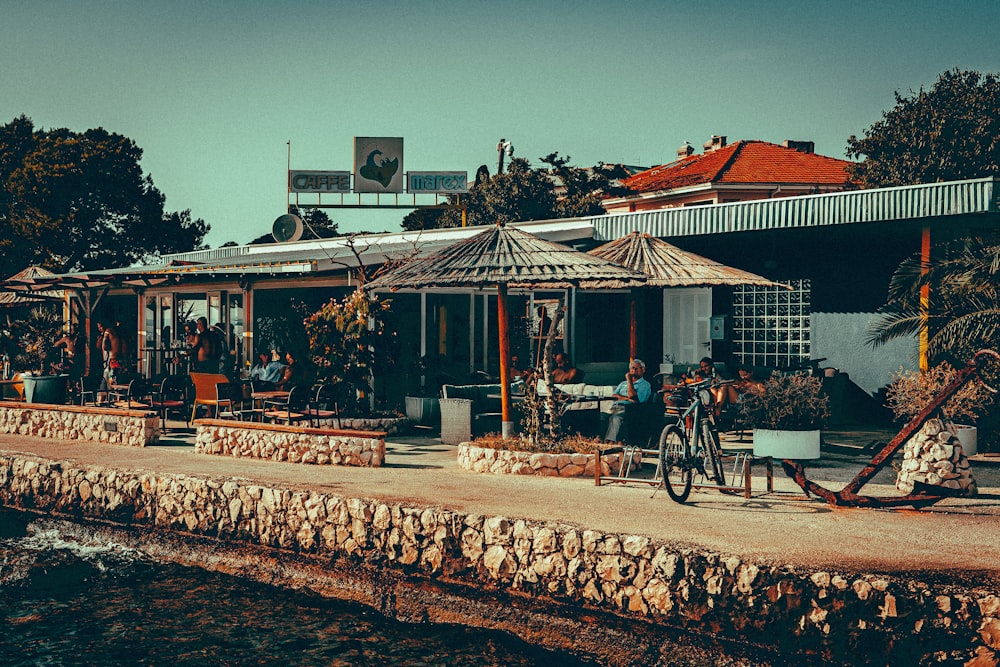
[{"x1": 4, "y1": 424, "x2": 1000, "y2": 582}]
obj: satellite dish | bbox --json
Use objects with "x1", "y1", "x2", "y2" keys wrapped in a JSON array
[{"x1": 272, "y1": 213, "x2": 303, "y2": 242}]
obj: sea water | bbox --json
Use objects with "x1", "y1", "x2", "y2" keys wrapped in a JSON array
[{"x1": 0, "y1": 508, "x2": 591, "y2": 666}]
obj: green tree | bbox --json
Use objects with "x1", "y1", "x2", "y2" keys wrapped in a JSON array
[
  {"x1": 304, "y1": 289, "x2": 397, "y2": 416},
  {"x1": 867, "y1": 236, "x2": 1000, "y2": 364},
  {"x1": 0, "y1": 115, "x2": 208, "y2": 275},
  {"x1": 401, "y1": 153, "x2": 633, "y2": 230},
  {"x1": 847, "y1": 69, "x2": 1000, "y2": 188},
  {"x1": 539, "y1": 153, "x2": 636, "y2": 218}
]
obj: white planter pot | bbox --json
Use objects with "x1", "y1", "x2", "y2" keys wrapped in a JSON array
[
  {"x1": 954, "y1": 424, "x2": 978, "y2": 457},
  {"x1": 752, "y1": 428, "x2": 821, "y2": 460}
]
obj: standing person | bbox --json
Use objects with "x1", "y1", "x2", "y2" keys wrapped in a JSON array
[
  {"x1": 604, "y1": 358, "x2": 652, "y2": 442},
  {"x1": 190, "y1": 317, "x2": 220, "y2": 373},
  {"x1": 52, "y1": 325, "x2": 85, "y2": 378},
  {"x1": 95, "y1": 322, "x2": 118, "y2": 384}
]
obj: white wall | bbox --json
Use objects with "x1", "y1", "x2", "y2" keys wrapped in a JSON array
[{"x1": 811, "y1": 312, "x2": 918, "y2": 395}]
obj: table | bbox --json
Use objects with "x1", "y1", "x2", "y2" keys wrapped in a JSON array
[{"x1": 251, "y1": 390, "x2": 289, "y2": 409}]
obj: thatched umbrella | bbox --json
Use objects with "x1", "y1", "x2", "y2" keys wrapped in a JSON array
[
  {"x1": 586, "y1": 231, "x2": 786, "y2": 358},
  {"x1": 0, "y1": 266, "x2": 64, "y2": 307},
  {"x1": 365, "y1": 223, "x2": 646, "y2": 437}
]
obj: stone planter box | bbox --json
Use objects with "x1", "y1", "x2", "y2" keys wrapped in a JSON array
[
  {"x1": 0, "y1": 402, "x2": 158, "y2": 446},
  {"x1": 458, "y1": 443, "x2": 633, "y2": 477},
  {"x1": 195, "y1": 419, "x2": 387, "y2": 466}
]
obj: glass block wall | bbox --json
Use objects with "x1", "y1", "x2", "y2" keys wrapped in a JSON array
[{"x1": 732, "y1": 279, "x2": 810, "y2": 368}]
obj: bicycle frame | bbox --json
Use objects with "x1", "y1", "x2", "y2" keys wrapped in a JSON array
[{"x1": 660, "y1": 379, "x2": 749, "y2": 496}]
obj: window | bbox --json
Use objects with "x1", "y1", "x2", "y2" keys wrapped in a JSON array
[{"x1": 731, "y1": 279, "x2": 810, "y2": 368}]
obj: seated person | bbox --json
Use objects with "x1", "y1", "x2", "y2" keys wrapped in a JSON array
[
  {"x1": 604, "y1": 358, "x2": 652, "y2": 442},
  {"x1": 551, "y1": 352, "x2": 584, "y2": 384},
  {"x1": 714, "y1": 364, "x2": 765, "y2": 413},
  {"x1": 685, "y1": 356, "x2": 716, "y2": 383},
  {"x1": 275, "y1": 350, "x2": 308, "y2": 390},
  {"x1": 249, "y1": 349, "x2": 286, "y2": 387},
  {"x1": 507, "y1": 354, "x2": 531, "y2": 383}
]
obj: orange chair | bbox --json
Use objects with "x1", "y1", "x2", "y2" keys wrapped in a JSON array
[
  {"x1": 189, "y1": 372, "x2": 233, "y2": 421},
  {"x1": 1, "y1": 373, "x2": 25, "y2": 402}
]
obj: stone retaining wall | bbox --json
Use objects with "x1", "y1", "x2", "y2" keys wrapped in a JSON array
[
  {"x1": 0, "y1": 403, "x2": 158, "y2": 447},
  {"x1": 458, "y1": 443, "x2": 632, "y2": 477},
  {"x1": 1, "y1": 452, "x2": 997, "y2": 665},
  {"x1": 194, "y1": 419, "x2": 386, "y2": 466}
]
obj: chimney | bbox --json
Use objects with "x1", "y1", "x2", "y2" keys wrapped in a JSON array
[
  {"x1": 782, "y1": 139, "x2": 815, "y2": 153},
  {"x1": 676, "y1": 142, "x2": 695, "y2": 158},
  {"x1": 703, "y1": 135, "x2": 727, "y2": 152}
]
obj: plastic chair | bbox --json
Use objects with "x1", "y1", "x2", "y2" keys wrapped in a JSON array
[
  {"x1": 263, "y1": 385, "x2": 312, "y2": 426},
  {"x1": 189, "y1": 372, "x2": 232, "y2": 421},
  {"x1": 303, "y1": 384, "x2": 340, "y2": 428},
  {"x1": 149, "y1": 374, "x2": 190, "y2": 429},
  {"x1": 112, "y1": 378, "x2": 152, "y2": 410}
]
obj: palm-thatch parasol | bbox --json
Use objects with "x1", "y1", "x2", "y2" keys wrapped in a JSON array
[
  {"x1": 0, "y1": 266, "x2": 64, "y2": 307},
  {"x1": 586, "y1": 231, "x2": 786, "y2": 358},
  {"x1": 364, "y1": 223, "x2": 646, "y2": 437}
]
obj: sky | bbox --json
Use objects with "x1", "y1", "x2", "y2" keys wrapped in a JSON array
[{"x1": 3, "y1": 0, "x2": 999, "y2": 248}]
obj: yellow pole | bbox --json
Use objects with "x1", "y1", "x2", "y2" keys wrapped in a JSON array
[{"x1": 919, "y1": 226, "x2": 930, "y2": 372}]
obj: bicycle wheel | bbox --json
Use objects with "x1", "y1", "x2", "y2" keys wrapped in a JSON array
[
  {"x1": 699, "y1": 422, "x2": 727, "y2": 486},
  {"x1": 659, "y1": 424, "x2": 692, "y2": 503}
]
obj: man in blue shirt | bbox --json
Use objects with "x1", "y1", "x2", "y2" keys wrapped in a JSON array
[{"x1": 604, "y1": 358, "x2": 652, "y2": 441}]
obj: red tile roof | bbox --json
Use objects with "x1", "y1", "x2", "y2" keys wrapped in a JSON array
[{"x1": 622, "y1": 140, "x2": 851, "y2": 194}]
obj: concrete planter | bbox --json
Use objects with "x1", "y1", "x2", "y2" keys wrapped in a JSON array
[
  {"x1": 405, "y1": 396, "x2": 440, "y2": 425},
  {"x1": 955, "y1": 424, "x2": 978, "y2": 457},
  {"x1": 753, "y1": 428, "x2": 821, "y2": 459}
]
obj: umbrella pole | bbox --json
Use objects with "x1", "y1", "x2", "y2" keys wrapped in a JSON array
[{"x1": 497, "y1": 283, "x2": 513, "y2": 439}]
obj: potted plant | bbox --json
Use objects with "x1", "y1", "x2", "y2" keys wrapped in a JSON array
[
  {"x1": 885, "y1": 362, "x2": 992, "y2": 456},
  {"x1": 13, "y1": 306, "x2": 69, "y2": 404},
  {"x1": 740, "y1": 370, "x2": 830, "y2": 459}
]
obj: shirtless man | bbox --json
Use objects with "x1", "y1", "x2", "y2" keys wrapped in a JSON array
[{"x1": 191, "y1": 317, "x2": 220, "y2": 372}]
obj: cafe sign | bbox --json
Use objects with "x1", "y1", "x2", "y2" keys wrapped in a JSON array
[
  {"x1": 407, "y1": 171, "x2": 468, "y2": 194},
  {"x1": 288, "y1": 170, "x2": 351, "y2": 193}
]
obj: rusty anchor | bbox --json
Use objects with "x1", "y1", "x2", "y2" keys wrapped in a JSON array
[{"x1": 780, "y1": 349, "x2": 1000, "y2": 509}]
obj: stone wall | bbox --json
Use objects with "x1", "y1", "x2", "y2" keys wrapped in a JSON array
[
  {"x1": 0, "y1": 403, "x2": 158, "y2": 447},
  {"x1": 194, "y1": 419, "x2": 386, "y2": 466},
  {"x1": 458, "y1": 443, "x2": 632, "y2": 477},
  {"x1": 1, "y1": 451, "x2": 998, "y2": 665}
]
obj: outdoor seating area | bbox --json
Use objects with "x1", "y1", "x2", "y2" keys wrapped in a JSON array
[{"x1": 0, "y1": 366, "x2": 348, "y2": 437}]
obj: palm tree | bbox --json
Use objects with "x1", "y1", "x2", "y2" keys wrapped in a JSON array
[{"x1": 867, "y1": 236, "x2": 1000, "y2": 365}]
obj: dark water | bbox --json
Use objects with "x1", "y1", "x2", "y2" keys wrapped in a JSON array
[{"x1": 0, "y1": 508, "x2": 591, "y2": 666}]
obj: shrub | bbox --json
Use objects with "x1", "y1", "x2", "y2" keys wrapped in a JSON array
[
  {"x1": 885, "y1": 363, "x2": 993, "y2": 423},
  {"x1": 740, "y1": 371, "x2": 830, "y2": 431},
  {"x1": 470, "y1": 433, "x2": 604, "y2": 455}
]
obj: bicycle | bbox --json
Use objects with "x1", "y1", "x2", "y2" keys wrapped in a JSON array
[{"x1": 657, "y1": 377, "x2": 729, "y2": 503}]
